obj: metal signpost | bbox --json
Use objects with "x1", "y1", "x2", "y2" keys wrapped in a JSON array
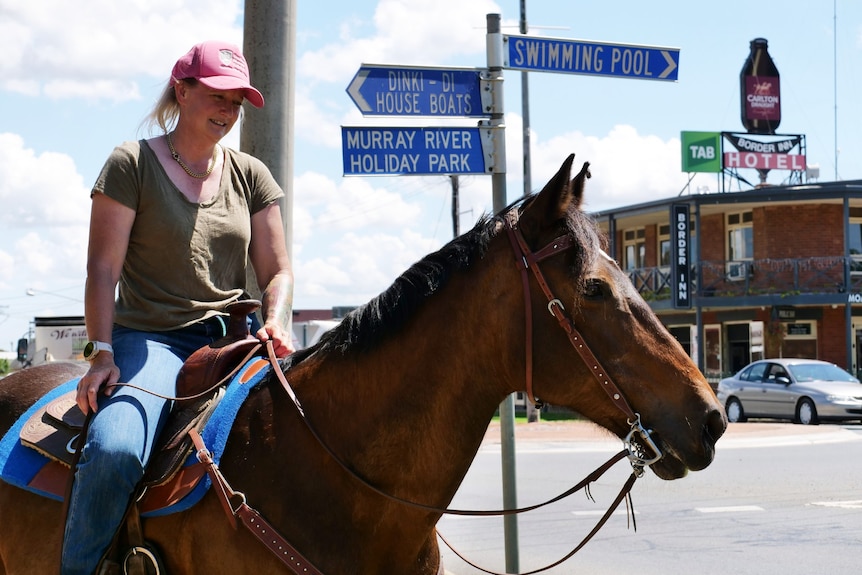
[{"x1": 341, "y1": 14, "x2": 679, "y2": 572}]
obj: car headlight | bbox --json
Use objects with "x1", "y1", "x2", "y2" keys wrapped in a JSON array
[{"x1": 825, "y1": 394, "x2": 861, "y2": 404}]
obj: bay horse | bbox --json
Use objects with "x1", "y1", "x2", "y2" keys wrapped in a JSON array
[{"x1": 0, "y1": 155, "x2": 726, "y2": 574}]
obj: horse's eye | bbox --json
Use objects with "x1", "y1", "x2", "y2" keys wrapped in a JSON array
[{"x1": 583, "y1": 279, "x2": 604, "y2": 299}]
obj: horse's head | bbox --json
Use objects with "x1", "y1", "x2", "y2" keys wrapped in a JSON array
[{"x1": 507, "y1": 154, "x2": 726, "y2": 480}]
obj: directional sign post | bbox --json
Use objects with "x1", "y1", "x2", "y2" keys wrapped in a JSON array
[
  {"x1": 504, "y1": 34, "x2": 679, "y2": 81},
  {"x1": 347, "y1": 64, "x2": 491, "y2": 117},
  {"x1": 342, "y1": 126, "x2": 493, "y2": 176}
]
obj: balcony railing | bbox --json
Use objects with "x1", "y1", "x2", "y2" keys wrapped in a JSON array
[{"x1": 626, "y1": 256, "x2": 862, "y2": 301}]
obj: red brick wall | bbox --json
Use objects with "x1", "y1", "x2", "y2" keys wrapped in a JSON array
[
  {"x1": 699, "y1": 214, "x2": 725, "y2": 261},
  {"x1": 644, "y1": 224, "x2": 657, "y2": 267},
  {"x1": 819, "y1": 307, "x2": 847, "y2": 366},
  {"x1": 697, "y1": 205, "x2": 844, "y2": 261},
  {"x1": 613, "y1": 229, "x2": 623, "y2": 262},
  {"x1": 755, "y1": 204, "x2": 843, "y2": 259}
]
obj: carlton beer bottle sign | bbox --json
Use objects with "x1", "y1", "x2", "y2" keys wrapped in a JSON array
[
  {"x1": 744, "y1": 76, "x2": 781, "y2": 125},
  {"x1": 740, "y1": 38, "x2": 781, "y2": 135}
]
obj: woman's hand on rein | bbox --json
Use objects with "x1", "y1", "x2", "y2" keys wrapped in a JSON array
[
  {"x1": 256, "y1": 322, "x2": 295, "y2": 358},
  {"x1": 77, "y1": 356, "x2": 121, "y2": 415}
]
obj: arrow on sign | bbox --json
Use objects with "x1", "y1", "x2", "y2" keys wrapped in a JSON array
[
  {"x1": 347, "y1": 69, "x2": 372, "y2": 112},
  {"x1": 658, "y1": 50, "x2": 677, "y2": 79}
]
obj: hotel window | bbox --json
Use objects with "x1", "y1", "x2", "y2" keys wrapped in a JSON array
[
  {"x1": 659, "y1": 224, "x2": 671, "y2": 268},
  {"x1": 727, "y1": 211, "x2": 753, "y2": 280},
  {"x1": 623, "y1": 228, "x2": 645, "y2": 271},
  {"x1": 849, "y1": 208, "x2": 862, "y2": 274}
]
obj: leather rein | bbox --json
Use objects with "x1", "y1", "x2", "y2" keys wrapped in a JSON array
[{"x1": 187, "y1": 212, "x2": 665, "y2": 575}]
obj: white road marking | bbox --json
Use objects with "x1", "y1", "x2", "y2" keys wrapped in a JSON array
[
  {"x1": 809, "y1": 500, "x2": 862, "y2": 509},
  {"x1": 571, "y1": 509, "x2": 638, "y2": 516},
  {"x1": 695, "y1": 505, "x2": 764, "y2": 513}
]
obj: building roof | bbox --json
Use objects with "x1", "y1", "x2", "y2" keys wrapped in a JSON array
[{"x1": 591, "y1": 178, "x2": 862, "y2": 225}]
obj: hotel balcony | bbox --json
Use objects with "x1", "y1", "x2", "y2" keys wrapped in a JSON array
[{"x1": 628, "y1": 256, "x2": 862, "y2": 307}]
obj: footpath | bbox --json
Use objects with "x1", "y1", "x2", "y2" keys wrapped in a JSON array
[{"x1": 481, "y1": 418, "x2": 862, "y2": 449}]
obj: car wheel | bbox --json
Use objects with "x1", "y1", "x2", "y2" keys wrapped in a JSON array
[
  {"x1": 795, "y1": 398, "x2": 819, "y2": 425},
  {"x1": 726, "y1": 398, "x2": 746, "y2": 423}
]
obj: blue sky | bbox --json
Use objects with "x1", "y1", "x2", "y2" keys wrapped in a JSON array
[{"x1": 0, "y1": 0, "x2": 858, "y2": 350}]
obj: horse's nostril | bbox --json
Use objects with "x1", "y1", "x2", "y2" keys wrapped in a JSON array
[{"x1": 704, "y1": 408, "x2": 727, "y2": 445}]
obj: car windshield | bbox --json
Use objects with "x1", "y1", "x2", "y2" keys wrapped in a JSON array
[{"x1": 786, "y1": 363, "x2": 859, "y2": 383}]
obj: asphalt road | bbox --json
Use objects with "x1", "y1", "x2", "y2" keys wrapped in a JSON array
[{"x1": 439, "y1": 421, "x2": 862, "y2": 575}]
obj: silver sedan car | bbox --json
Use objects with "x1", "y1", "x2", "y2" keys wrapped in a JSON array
[{"x1": 717, "y1": 358, "x2": 862, "y2": 425}]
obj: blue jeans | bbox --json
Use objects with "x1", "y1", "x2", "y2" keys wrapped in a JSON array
[{"x1": 61, "y1": 319, "x2": 230, "y2": 575}]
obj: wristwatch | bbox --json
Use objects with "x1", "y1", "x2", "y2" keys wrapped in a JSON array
[{"x1": 83, "y1": 341, "x2": 113, "y2": 361}]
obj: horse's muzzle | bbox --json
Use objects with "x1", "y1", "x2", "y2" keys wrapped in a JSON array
[{"x1": 650, "y1": 407, "x2": 727, "y2": 479}]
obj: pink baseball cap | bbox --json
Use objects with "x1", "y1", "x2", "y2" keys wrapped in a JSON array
[{"x1": 171, "y1": 41, "x2": 265, "y2": 108}]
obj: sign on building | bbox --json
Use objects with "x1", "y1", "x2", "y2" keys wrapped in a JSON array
[
  {"x1": 722, "y1": 132, "x2": 806, "y2": 171},
  {"x1": 33, "y1": 316, "x2": 86, "y2": 362},
  {"x1": 681, "y1": 131, "x2": 722, "y2": 173},
  {"x1": 671, "y1": 204, "x2": 692, "y2": 309}
]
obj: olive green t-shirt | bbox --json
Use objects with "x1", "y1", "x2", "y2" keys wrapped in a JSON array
[{"x1": 91, "y1": 139, "x2": 284, "y2": 331}]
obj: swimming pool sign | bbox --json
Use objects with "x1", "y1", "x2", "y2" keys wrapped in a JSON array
[{"x1": 504, "y1": 35, "x2": 680, "y2": 81}]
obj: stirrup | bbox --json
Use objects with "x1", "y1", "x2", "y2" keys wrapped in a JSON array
[{"x1": 122, "y1": 544, "x2": 165, "y2": 575}]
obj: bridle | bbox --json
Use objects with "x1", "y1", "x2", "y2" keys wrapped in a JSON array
[
  {"x1": 189, "y1": 209, "x2": 667, "y2": 575},
  {"x1": 502, "y1": 211, "x2": 662, "y2": 474}
]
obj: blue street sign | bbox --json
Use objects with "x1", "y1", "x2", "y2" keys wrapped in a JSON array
[
  {"x1": 342, "y1": 126, "x2": 489, "y2": 176},
  {"x1": 346, "y1": 64, "x2": 489, "y2": 117},
  {"x1": 503, "y1": 35, "x2": 679, "y2": 81}
]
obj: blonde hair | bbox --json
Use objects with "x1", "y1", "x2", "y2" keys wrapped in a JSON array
[
  {"x1": 138, "y1": 78, "x2": 244, "y2": 137},
  {"x1": 139, "y1": 79, "x2": 198, "y2": 136}
]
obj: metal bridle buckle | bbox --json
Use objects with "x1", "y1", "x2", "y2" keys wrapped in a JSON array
[{"x1": 624, "y1": 414, "x2": 663, "y2": 477}]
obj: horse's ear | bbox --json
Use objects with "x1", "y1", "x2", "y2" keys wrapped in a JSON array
[
  {"x1": 519, "y1": 154, "x2": 590, "y2": 238},
  {"x1": 570, "y1": 160, "x2": 591, "y2": 208}
]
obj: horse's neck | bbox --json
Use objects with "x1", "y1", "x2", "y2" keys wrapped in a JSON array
[
  {"x1": 224, "y1": 271, "x2": 521, "y2": 572},
  {"x1": 290, "y1": 315, "x2": 511, "y2": 505}
]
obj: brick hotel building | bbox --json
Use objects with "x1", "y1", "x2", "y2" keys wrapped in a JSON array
[{"x1": 592, "y1": 175, "x2": 862, "y2": 384}]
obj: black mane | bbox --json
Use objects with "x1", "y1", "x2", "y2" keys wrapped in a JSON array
[{"x1": 286, "y1": 194, "x2": 600, "y2": 366}]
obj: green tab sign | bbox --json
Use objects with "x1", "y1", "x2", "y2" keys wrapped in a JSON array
[{"x1": 681, "y1": 131, "x2": 722, "y2": 173}]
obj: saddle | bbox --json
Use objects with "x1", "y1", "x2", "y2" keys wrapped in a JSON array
[{"x1": 18, "y1": 299, "x2": 265, "y2": 512}]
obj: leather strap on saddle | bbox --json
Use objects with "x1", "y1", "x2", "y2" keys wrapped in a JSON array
[
  {"x1": 175, "y1": 299, "x2": 263, "y2": 406},
  {"x1": 190, "y1": 427, "x2": 326, "y2": 575}
]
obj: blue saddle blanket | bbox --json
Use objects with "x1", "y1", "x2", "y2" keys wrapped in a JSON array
[{"x1": 0, "y1": 357, "x2": 271, "y2": 517}]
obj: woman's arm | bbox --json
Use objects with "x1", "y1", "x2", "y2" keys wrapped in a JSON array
[
  {"x1": 249, "y1": 201, "x2": 295, "y2": 357},
  {"x1": 78, "y1": 193, "x2": 135, "y2": 414}
]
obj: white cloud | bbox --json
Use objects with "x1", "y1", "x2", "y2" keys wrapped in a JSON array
[
  {"x1": 0, "y1": 0, "x2": 243, "y2": 100},
  {"x1": 527, "y1": 124, "x2": 712, "y2": 212},
  {"x1": 0, "y1": 133, "x2": 90, "y2": 227},
  {"x1": 298, "y1": 0, "x2": 504, "y2": 83},
  {"x1": 14, "y1": 231, "x2": 86, "y2": 278},
  {"x1": 295, "y1": 228, "x2": 441, "y2": 308},
  {"x1": 294, "y1": 90, "x2": 344, "y2": 148}
]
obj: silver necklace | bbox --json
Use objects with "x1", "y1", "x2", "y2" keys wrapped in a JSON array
[{"x1": 166, "y1": 132, "x2": 217, "y2": 179}]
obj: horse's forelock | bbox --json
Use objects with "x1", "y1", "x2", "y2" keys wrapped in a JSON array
[{"x1": 565, "y1": 206, "x2": 601, "y2": 292}]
